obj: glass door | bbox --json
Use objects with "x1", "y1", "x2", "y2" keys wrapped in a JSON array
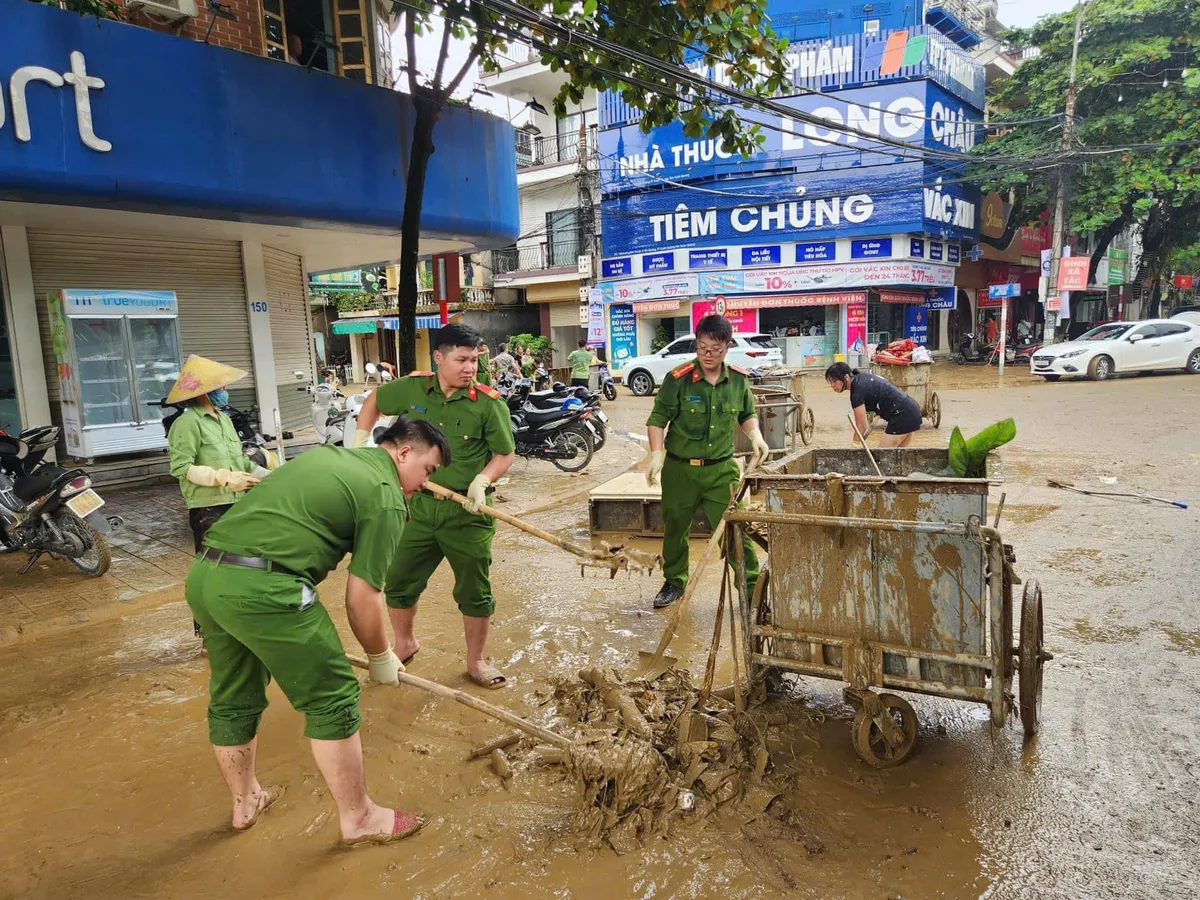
[
  {"x1": 546, "y1": 209, "x2": 580, "y2": 268},
  {"x1": 70, "y1": 318, "x2": 135, "y2": 428},
  {"x1": 127, "y1": 317, "x2": 181, "y2": 423}
]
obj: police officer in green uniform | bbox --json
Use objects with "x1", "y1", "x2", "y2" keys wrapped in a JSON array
[
  {"x1": 476, "y1": 342, "x2": 492, "y2": 387},
  {"x1": 354, "y1": 324, "x2": 516, "y2": 689},
  {"x1": 186, "y1": 417, "x2": 449, "y2": 844},
  {"x1": 645, "y1": 314, "x2": 770, "y2": 609}
]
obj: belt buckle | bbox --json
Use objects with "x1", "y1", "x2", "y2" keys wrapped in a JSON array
[{"x1": 689, "y1": 458, "x2": 703, "y2": 467}]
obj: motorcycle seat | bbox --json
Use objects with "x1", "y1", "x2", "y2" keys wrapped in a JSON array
[
  {"x1": 520, "y1": 406, "x2": 573, "y2": 427},
  {"x1": 14, "y1": 472, "x2": 55, "y2": 503}
]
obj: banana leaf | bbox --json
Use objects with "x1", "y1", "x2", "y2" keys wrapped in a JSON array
[
  {"x1": 948, "y1": 426, "x2": 969, "y2": 477},
  {"x1": 954, "y1": 418, "x2": 1016, "y2": 478}
]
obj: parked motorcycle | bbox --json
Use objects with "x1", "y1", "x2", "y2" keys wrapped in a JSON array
[
  {"x1": 509, "y1": 403, "x2": 595, "y2": 472},
  {"x1": 597, "y1": 363, "x2": 617, "y2": 402},
  {"x1": 302, "y1": 382, "x2": 388, "y2": 447},
  {"x1": 0, "y1": 426, "x2": 121, "y2": 577},
  {"x1": 499, "y1": 378, "x2": 609, "y2": 451},
  {"x1": 954, "y1": 332, "x2": 994, "y2": 365},
  {"x1": 1013, "y1": 340, "x2": 1043, "y2": 365}
]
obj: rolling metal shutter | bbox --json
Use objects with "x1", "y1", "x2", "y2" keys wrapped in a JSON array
[
  {"x1": 28, "y1": 231, "x2": 254, "y2": 409},
  {"x1": 262, "y1": 246, "x2": 315, "y2": 432},
  {"x1": 549, "y1": 300, "x2": 583, "y2": 328}
]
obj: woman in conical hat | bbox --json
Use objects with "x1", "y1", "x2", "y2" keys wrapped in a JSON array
[{"x1": 167, "y1": 355, "x2": 270, "y2": 643}]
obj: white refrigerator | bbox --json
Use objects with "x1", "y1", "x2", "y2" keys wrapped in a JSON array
[{"x1": 48, "y1": 290, "x2": 181, "y2": 461}]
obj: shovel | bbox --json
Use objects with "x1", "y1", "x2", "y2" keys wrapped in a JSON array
[
  {"x1": 1047, "y1": 479, "x2": 1188, "y2": 509},
  {"x1": 636, "y1": 478, "x2": 751, "y2": 678},
  {"x1": 422, "y1": 482, "x2": 661, "y2": 575},
  {"x1": 346, "y1": 654, "x2": 573, "y2": 748}
]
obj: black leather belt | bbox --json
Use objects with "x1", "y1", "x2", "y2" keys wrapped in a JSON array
[
  {"x1": 200, "y1": 547, "x2": 304, "y2": 580},
  {"x1": 666, "y1": 452, "x2": 732, "y2": 468}
]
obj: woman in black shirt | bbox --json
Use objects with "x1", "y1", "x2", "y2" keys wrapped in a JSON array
[{"x1": 825, "y1": 362, "x2": 923, "y2": 448}]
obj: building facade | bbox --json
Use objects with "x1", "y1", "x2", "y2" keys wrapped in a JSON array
[
  {"x1": 477, "y1": 49, "x2": 601, "y2": 367},
  {"x1": 0, "y1": 0, "x2": 517, "y2": 463},
  {"x1": 595, "y1": 22, "x2": 986, "y2": 372}
]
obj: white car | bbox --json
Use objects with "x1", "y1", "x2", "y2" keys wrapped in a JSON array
[
  {"x1": 1030, "y1": 319, "x2": 1200, "y2": 381},
  {"x1": 622, "y1": 333, "x2": 784, "y2": 396}
]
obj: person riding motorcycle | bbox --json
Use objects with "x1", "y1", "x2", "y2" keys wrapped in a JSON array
[{"x1": 166, "y1": 355, "x2": 270, "y2": 642}]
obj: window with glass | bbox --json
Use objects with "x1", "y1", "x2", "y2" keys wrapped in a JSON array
[{"x1": 546, "y1": 210, "x2": 580, "y2": 268}]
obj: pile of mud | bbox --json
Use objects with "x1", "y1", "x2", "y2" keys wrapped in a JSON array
[{"x1": 520, "y1": 667, "x2": 783, "y2": 853}]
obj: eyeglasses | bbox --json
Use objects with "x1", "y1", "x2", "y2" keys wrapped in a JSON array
[{"x1": 696, "y1": 343, "x2": 727, "y2": 356}]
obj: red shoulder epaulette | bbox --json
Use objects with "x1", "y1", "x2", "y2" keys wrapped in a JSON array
[
  {"x1": 475, "y1": 383, "x2": 502, "y2": 400},
  {"x1": 407, "y1": 370, "x2": 433, "y2": 377},
  {"x1": 729, "y1": 364, "x2": 750, "y2": 376},
  {"x1": 670, "y1": 362, "x2": 696, "y2": 380}
]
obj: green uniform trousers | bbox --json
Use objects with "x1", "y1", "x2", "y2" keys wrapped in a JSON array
[
  {"x1": 185, "y1": 558, "x2": 361, "y2": 746},
  {"x1": 661, "y1": 456, "x2": 760, "y2": 594},
  {"x1": 384, "y1": 491, "x2": 496, "y2": 618}
]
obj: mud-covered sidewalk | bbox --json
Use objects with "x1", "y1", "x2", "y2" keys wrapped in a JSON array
[{"x1": 1, "y1": 367, "x2": 1198, "y2": 899}]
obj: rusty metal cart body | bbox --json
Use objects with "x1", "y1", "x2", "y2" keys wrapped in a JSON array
[
  {"x1": 742, "y1": 369, "x2": 816, "y2": 451},
  {"x1": 869, "y1": 362, "x2": 941, "y2": 427},
  {"x1": 729, "y1": 447, "x2": 1046, "y2": 767}
]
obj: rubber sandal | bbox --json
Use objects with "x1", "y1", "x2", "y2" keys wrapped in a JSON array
[
  {"x1": 233, "y1": 784, "x2": 285, "y2": 833},
  {"x1": 342, "y1": 809, "x2": 427, "y2": 847},
  {"x1": 468, "y1": 664, "x2": 507, "y2": 690},
  {"x1": 401, "y1": 649, "x2": 419, "y2": 667}
]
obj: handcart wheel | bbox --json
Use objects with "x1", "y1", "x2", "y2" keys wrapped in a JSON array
[
  {"x1": 1018, "y1": 580, "x2": 1045, "y2": 739},
  {"x1": 799, "y1": 406, "x2": 816, "y2": 446},
  {"x1": 851, "y1": 693, "x2": 918, "y2": 768},
  {"x1": 929, "y1": 392, "x2": 942, "y2": 428}
]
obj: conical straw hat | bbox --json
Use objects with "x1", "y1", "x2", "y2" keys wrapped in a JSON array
[{"x1": 166, "y1": 354, "x2": 249, "y2": 404}]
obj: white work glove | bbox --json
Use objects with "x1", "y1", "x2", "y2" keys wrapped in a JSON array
[
  {"x1": 251, "y1": 465, "x2": 272, "y2": 480},
  {"x1": 366, "y1": 648, "x2": 404, "y2": 685},
  {"x1": 225, "y1": 471, "x2": 261, "y2": 493},
  {"x1": 351, "y1": 428, "x2": 371, "y2": 448},
  {"x1": 185, "y1": 465, "x2": 233, "y2": 488},
  {"x1": 463, "y1": 473, "x2": 491, "y2": 514},
  {"x1": 645, "y1": 450, "x2": 666, "y2": 487},
  {"x1": 747, "y1": 428, "x2": 771, "y2": 469}
]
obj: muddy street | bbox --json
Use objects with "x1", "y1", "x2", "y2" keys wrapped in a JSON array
[{"x1": 1, "y1": 367, "x2": 1197, "y2": 900}]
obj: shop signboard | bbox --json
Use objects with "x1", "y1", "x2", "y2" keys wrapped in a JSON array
[
  {"x1": 691, "y1": 299, "x2": 758, "y2": 334},
  {"x1": 587, "y1": 302, "x2": 606, "y2": 347},
  {"x1": 847, "y1": 296, "x2": 868, "y2": 357},
  {"x1": 851, "y1": 238, "x2": 892, "y2": 259},
  {"x1": 726, "y1": 291, "x2": 865, "y2": 310},
  {"x1": 879, "y1": 290, "x2": 926, "y2": 304},
  {"x1": 796, "y1": 241, "x2": 836, "y2": 262},
  {"x1": 1058, "y1": 256, "x2": 1091, "y2": 292},
  {"x1": 924, "y1": 287, "x2": 957, "y2": 310},
  {"x1": 977, "y1": 288, "x2": 1001, "y2": 309},
  {"x1": 601, "y1": 257, "x2": 633, "y2": 278},
  {"x1": 608, "y1": 303, "x2": 637, "y2": 364},
  {"x1": 903, "y1": 305, "x2": 929, "y2": 346},
  {"x1": 714, "y1": 260, "x2": 955, "y2": 294},
  {"x1": 601, "y1": 163, "x2": 978, "y2": 254},
  {"x1": 988, "y1": 282, "x2": 1021, "y2": 300},
  {"x1": 742, "y1": 246, "x2": 781, "y2": 266},
  {"x1": 600, "y1": 71, "x2": 983, "y2": 193},
  {"x1": 632, "y1": 299, "x2": 681, "y2": 314},
  {"x1": 689, "y1": 249, "x2": 728, "y2": 269},
  {"x1": 608, "y1": 274, "x2": 698, "y2": 303},
  {"x1": 1107, "y1": 249, "x2": 1127, "y2": 285},
  {"x1": 642, "y1": 252, "x2": 674, "y2": 273}
]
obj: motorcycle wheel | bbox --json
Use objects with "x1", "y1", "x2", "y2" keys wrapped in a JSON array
[
  {"x1": 603, "y1": 382, "x2": 617, "y2": 402},
  {"x1": 551, "y1": 426, "x2": 594, "y2": 473},
  {"x1": 58, "y1": 511, "x2": 112, "y2": 577}
]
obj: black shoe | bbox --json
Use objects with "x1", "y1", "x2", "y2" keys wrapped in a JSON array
[{"x1": 653, "y1": 582, "x2": 684, "y2": 609}]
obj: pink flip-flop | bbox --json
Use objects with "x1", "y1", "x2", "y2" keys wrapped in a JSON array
[
  {"x1": 342, "y1": 810, "x2": 427, "y2": 847},
  {"x1": 233, "y1": 784, "x2": 284, "y2": 833}
]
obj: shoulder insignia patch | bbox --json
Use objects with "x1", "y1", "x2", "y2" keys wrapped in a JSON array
[
  {"x1": 475, "y1": 383, "x2": 502, "y2": 400},
  {"x1": 407, "y1": 370, "x2": 434, "y2": 377},
  {"x1": 729, "y1": 364, "x2": 751, "y2": 376},
  {"x1": 670, "y1": 362, "x2": 696, "y2": 380}
]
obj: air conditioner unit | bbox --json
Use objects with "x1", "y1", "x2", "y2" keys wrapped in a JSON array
[{"x1": 125, "y1": 0, "x2": 197, "y2": 24}]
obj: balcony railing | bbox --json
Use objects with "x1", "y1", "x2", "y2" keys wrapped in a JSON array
[
  {"x1": 515, "y1": 129, "x2": 595, "y2": 170},
  {"x1": 496, "y1": 42, "x2": 532, "y2": 68},
  {"x1": 493, "y1": 239, "x2": 581, "y2": 275}
]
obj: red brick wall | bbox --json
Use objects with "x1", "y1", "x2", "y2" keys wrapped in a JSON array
[{"x1": 124, "y1": 0, "x2": 264, "y2": 57}]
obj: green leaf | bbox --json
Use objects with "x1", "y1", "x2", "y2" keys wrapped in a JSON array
[{"x1": 948, "y1": 427, "x2": 969, "y2": 478}]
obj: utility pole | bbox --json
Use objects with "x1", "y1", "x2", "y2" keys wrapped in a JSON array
[{"x1": 1044, "y1": 0, "x2": 1085, "y2": 344}]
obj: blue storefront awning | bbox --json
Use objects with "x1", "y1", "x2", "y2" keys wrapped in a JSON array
[
  {"x1": 1, "y1": 0, "x2": 519, "y2": 245},
  {"x1": 333, "y1": 315, "x2": 452, "y2": 334}
]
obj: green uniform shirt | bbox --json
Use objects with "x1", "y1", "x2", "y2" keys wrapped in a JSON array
[
  {"x1": 476, "y1": 352, "x2": 492, "y2": 386},
  {"x1": 168, "y1": 406, "x2": 255, "y2": 509},
  {"x1": 203, "y1": 445, "x2": 406, "y2": 589},
  {"x1": 373, "y1": 374, "x2": 515, "y2": 491},
  {"x1": 568, "y1": 348, "x2": 593, "y2": 380},
  {"x1": 646, "y1": 360, "x2": 757, "y2": 460}
]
